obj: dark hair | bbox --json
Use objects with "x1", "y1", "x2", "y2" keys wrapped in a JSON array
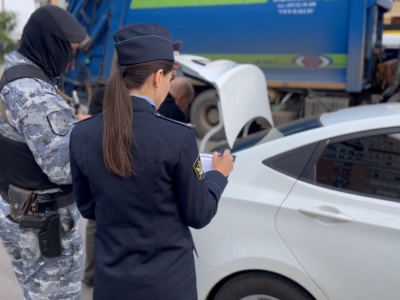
[{"x1": 103, "y1": 60, "x2": 173, "y2": 178}]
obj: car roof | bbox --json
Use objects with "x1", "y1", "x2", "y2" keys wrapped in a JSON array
[{"x1": 320, "y1": 103, "x2": 400, "y2": 126}]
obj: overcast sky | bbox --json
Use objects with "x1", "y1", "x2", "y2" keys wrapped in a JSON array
[{"x1": 1, "y1": 0, "x2": 36, "y2": 40}]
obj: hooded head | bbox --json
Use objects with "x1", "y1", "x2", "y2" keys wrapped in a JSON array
[{"x1": 18, "y1": 5, "x2": 86, "y2": 78}]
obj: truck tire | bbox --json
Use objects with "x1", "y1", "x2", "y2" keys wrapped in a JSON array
[
  {"x1": 213, "y1": 272, "x2": 314, "y2": 300},
  {"x1": 190, "y1": 89, "x2": 226, "y2": 140}
]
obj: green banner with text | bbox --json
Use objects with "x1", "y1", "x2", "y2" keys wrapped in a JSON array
[{"x1": 131, "y1": 0, "x2": 268, "y2": 9}]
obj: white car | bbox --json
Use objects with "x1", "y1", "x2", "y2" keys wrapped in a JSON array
[{"x1": 193, "y1": 103, "x2": 400, "y2": 300}]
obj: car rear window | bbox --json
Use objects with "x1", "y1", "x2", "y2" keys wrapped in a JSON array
[
  {"x1": 279, "y1": 117, "x2": 322, "y2": 137},
  {"x1": 228, "y1": 117, "x2": 322, "y2": 153}
]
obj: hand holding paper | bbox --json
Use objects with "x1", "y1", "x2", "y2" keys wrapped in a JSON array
[{"x1": 200, "y1": 149, "x2": 234, "y2": 177}]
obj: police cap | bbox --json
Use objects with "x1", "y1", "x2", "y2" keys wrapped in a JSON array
[{"x1": 114, "y1": 23, "x2": 174, "y2": 66}]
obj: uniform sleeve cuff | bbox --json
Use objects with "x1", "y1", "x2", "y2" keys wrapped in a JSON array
[{"x1": 205, "y1": 170, "x2": 228, "y2": 193}]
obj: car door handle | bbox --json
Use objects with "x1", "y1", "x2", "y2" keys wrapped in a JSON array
[{"x1": 298, "y1": 207, "x2": 353, "y2": 223}]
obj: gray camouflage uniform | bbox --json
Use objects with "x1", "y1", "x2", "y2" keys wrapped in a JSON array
[{"x1": 0, "y1": 51, "x2": 82, "y2": 300}]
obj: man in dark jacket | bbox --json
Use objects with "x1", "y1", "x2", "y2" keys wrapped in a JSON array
[
  {"x1": 81, "y1": 84, "x2": 106, "y2": 287},
  {"x1": 158, "y1": 77, "x2": 195, "y2": 122},
  {"x1": 88, "y1": 85, "x2": 106, "y2": 116}
]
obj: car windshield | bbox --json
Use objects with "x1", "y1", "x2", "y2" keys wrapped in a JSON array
[{"x1": 227, "y1": 116, "x2": 322, "y2": 153}]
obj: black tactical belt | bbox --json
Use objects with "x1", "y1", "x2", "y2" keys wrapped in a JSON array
[
  {"x1": 1, "y1": 191, "x2": 74, "y2": 213},
  {"x1": 35, "y1": 192, "x2": 75, "y2": 214}
]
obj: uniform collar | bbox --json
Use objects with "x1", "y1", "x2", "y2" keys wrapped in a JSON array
[
  {"x1": 130, "y1": 94, "x2": 156, "y2": 108},
  {"x1": 131, "y1": 95, "x2": 156, "y2": 112}
]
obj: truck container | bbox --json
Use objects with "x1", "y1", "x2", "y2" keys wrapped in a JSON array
[{"x1": 66, "y1": 0, "x2": 396, "y2": 138}]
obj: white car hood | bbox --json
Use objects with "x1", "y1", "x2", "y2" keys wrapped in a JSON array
[{"x1": 175, "y1": 55, "x2": 273, "y2": 148}]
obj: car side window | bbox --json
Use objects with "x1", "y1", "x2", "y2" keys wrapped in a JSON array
[
  {"x1": 263, "y1": 143, "x2": 318, "y2": 179},
  {"x1": 311, "y1": 133, "x2": 400, "y2": 200}
]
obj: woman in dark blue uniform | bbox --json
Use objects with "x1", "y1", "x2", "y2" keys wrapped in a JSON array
[{"x1": 69, "y1": 24, "x2": 234, "y2": 300}]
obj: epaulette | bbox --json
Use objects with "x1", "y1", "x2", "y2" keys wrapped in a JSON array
[{"x1": 155, "y1": 112, "x2": 194, "y2": 128}]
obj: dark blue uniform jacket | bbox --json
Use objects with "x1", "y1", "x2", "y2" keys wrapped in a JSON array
[
  {"x1": 69, "y1": 96, "x2": 228, "y2": 300},
  {"x1": 158, "y1": 95, "x2": 186, "y2": 122}
]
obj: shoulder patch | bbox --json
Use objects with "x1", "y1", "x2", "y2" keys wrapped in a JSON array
[
  {"x1": 193, "y1": 155, "x2": 205, "y2": 180},
  {"x1": 47, "y1": 111, "x2": 70, "y2": 136}
]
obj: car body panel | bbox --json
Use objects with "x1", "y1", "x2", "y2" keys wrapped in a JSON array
[
  {"x1": 247, "y1": 110, "x2": 400, "y2": 160},
  {"x1": 217, "y1": 64, "x2": 273, "y2": 148},
  {"x1": 175, "y1": 54, "x2": 274, "y2": 148},
  {"x1": 276, "y1": 179, "x2": 400, "y2": 300},
  {"x1": 193, "y1": 145, "x2": 327, "y2": 299},
  {"x1": 193, "y1": 166, "x2": 328, "y2": 300},
  {"x1": 195, "y1": 260, "x2": 230, "y2": 300},
  {"x1": 319, "y1": 103, "x2": 400, "y2": 126},
  {"x1": 192, "y1": 103, "x2": 400, "y2": 300}
]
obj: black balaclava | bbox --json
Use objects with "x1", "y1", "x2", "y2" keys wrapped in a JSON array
[{"x1": 18, "y1": 5, "x2": 86, "y2": 79}]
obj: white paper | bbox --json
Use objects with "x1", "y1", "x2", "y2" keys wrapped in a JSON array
[{"x1": 200, "y1": 152, "x2": 213, "y2": 173}]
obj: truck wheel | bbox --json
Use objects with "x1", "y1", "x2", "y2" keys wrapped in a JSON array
[
  {"x1": 190, "y1": 89, "x2": 226, "y2": 140},
  {"x1": 213, "y1": 272, "x2": 314, "y2": 300}
]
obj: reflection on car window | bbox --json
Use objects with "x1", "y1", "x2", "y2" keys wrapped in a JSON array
[
  {"x1": 229, "y1": 117, "x2": 322, "y2": 153},
  {"x1": 314, "y1": 133, "x2": 400, "y2": 200},
  {"x1": 278, "y1": 117, "x2": 321, "y2": 137},
  {"x1": 231, "y1": 129, "x2": 270, "y2": 152}
]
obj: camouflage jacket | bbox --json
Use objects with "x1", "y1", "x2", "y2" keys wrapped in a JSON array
[{"x1": 0, "y1": 51, "x2": 77, "y2": 190}]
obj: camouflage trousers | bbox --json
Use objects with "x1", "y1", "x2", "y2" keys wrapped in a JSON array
[{"x1": 0, "y1": 197, "x2": 83, "y2": 300}]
